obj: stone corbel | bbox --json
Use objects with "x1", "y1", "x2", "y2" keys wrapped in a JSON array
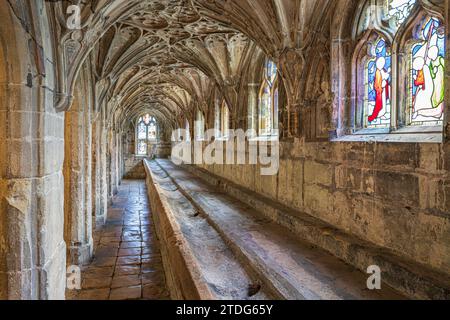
[{"x1": 54, "y1": 31, "x2": 84, "y2": 112}]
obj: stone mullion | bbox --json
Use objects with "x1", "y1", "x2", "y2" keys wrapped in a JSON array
[
  {"x1": 445, "y1": 0, "x2": 450, "y2": 142},
  {"x1": 99, "y1": 123, "x2": 109, "y2": 211},
  {"x1": 113, "y1": 130, "x2": 120, "y2": 194},
  {"x1": 91, "y1": 118, "x2": 101, "y2": 227},
  {"x1": 110, "y1": 130, "x2": 116, "y2": 196},
  {"x1": 83, "y1": 96, "x2": 93, "y2": 257}
]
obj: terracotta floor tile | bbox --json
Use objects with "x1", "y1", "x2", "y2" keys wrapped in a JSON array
[
  {"x1": 95, "y1": 246, "x2": 119, "y2": 258},
  {"x1": 91, "y1": 257, "x2": 117, "y2": 267},
  {"x1": 83, "y1": 266, "x2": 115, "y2": 278},
  {"x1": 118, "y1": 248, "x2": 142, "y2": 257},
  {"x1": 100, "y1": 237, "x2": 121, "y2": 245},
  {"x1": 77, "y1": 288, "x2": 110, "y2": 300},
  {"x1": 68, "y1": 180, "x2": 169, "y2": 301},
  {"x1": 120, "y1": 241, "x2": 142, "y2": 249},
  {"x1": 122, "y1": 235, "x2": 142, "y2": 242},
  {"x1": 115, "y1": 265, "x2": 141, "y2": 276},
  {"x1": 112, "y1": 275, "x2": 141, "y2": 288},
  {"x1": 110, "y1": 286, "x2": 142, "y2": 300},
  {"x1": 117, "y1": 256, "x2": 141, "y2": 265},
  {"x1": 82, "y1": 277, "x2": 112, "y2": 289}
]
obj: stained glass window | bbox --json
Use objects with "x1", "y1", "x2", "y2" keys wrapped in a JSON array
[
  {"x1": 259, "y1": 59, "x2": 279, "y2": 135},
  {"x1": 138, "y1": 122, "x2": 147, "y2": 140},
  {"x1": 355, "y1": 1, "x2": 445, "y2": 134},
  {"x1": 214, "y1": 103, "x2": 221, "y2": 136},
  {"x1": 196, "y1": 110, "x2": 205, "y2": 140},
  {"x1": 366, "y1": 37, "x2": 392, "y2": 127},
  {"x1": 410, "y1": 17, "x2": 445, "y2": 125},
  {"x1": 388, "y1": 0, "x2": 416, "y2": 27},
  {"x1": 136, "y1": 114, "x2": 157, "y2": 156}
]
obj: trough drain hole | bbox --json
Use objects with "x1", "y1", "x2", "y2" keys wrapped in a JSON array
[{"x1": 248, "y1": 283, "x2": 261, "y2": 297}]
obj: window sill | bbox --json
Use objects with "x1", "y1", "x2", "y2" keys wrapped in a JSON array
[
  {"x1": 248, "y1": 135, "x2": 279, "y2": 142},
  {"x1": 332, "y1": 129, "x2": 443, "y2": 144}
]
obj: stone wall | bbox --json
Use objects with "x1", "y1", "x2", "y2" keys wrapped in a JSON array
[
  {"x1": 124, "y1": 156, "x2": 146, "y2": 179},
  {"x1": 122, "y1": 123, "x2": 171, "y2": 180},
  {"x1": 0, "y1": 1, "x2": 66, "y2": 299},
  {"x1": 193, "y1": 140, "x2": 450, "y2": 276}
]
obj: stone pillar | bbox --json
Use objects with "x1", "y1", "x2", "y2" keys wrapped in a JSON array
[
  {"x1": 83, "y1": 96, "x2": 93, "y2": 252},
  {"x1": 115, "y1": 130, "x2": 121, "y2": 191},
  {"x1": 100, "y1": 122, "x2": 109, "y2": 210},
  {"x1": 63, "y1": 71, "x2": 93, "y2": 266},
  {"x1": 0, "y1": 1, "x2": 66, "y2": 299},
  {"x1": 92, "y1": 117, "x2": 106, "y2": 227},
  {"x1": 111, "y1": 130, "x2": 117, "y2": 195}
]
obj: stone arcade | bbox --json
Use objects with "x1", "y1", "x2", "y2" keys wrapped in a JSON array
[{"x1": 0, "y1": 0, "x2": 449, "y2": 300}]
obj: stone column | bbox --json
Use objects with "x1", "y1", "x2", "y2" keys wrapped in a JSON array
[
  {"x1": 92, "y1": 117, "x2": 106, "y2": 227},
  {"x1": 63, "y1": 71, "x2": 93, "y2": 266},
  {"x1": 115, "y1": 130, "x2": 121, "y2": 191},
  {"x1": 111, "y1": 130, "x2": 117, "y2": 195},
  {"x1": 83, "y1": 95, "x2": 93, "y2": 253},
  {"x1": 100, "y1": 122, "x2": 109, "y2": 210}
]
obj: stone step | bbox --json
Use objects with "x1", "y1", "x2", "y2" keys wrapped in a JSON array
[
  {"x1": 154, "y1": 159, "x2": 405, "y2": 300},
  {"x1": 171, "y1": 161, "x2": 450, "y2": 300},
  {"x1": 144, "y1": 160, "x2": 271, "y2": 300}
]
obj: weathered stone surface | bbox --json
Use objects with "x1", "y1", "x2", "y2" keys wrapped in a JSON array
[
  {"x1": 174, "y1": 160, "x2": 450, "y2": 299},
  {"x1": 154, "y1": 160, "x2": 412, "y2": 299},
  {"x1": 145, "y1": 160, "x2": 270, "y2": 300}
]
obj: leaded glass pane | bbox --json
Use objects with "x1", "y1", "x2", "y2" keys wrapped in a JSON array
[
  {"x1": 266, "y1": 60, "x2": 277, "y2": 85},
  {"x1": 366, "y1": 37, "x2": 392, "y2": 127},
  {"x1": 138, "y1": 122, "x2": 147, "y2": 139},
  {"x1": 260, "y1": 84, "x2": 272, "y2": 134},
  {"x1": 148, "y1": 122, "x2": 157, "y2": 140},
  {"x1": 388, "y1": 0, "x2": 416, "y2": 27}
]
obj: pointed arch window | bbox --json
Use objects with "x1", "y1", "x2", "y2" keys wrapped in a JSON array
[
  {"x1": 196, "y1": 110, "x2": 205, "y2": 141},
  {"x1": 259, "y1": 59, "x2": 279, "y2": 136},
  {"x1": 136, "y1": 114, "x2": 157, "y2": 156},
  {"x1": 221, "y1": 100, "x2": 230, "y2": 138},
  {"x1": 351, "y1": 0, "x2": 445, "y2": 136}
]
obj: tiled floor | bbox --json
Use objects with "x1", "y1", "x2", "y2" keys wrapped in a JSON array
[{"x1": 67, "y1": 180, "x2": 170, "y2": 300}]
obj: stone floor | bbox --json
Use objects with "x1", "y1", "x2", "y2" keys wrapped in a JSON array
[{"x1": 67, "y1": 180, "x2": 170, "y2": 300}]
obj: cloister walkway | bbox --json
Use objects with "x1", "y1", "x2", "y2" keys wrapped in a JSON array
[{"x1": 68, "y1": 180, "x2": 170, "y2": 300}]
